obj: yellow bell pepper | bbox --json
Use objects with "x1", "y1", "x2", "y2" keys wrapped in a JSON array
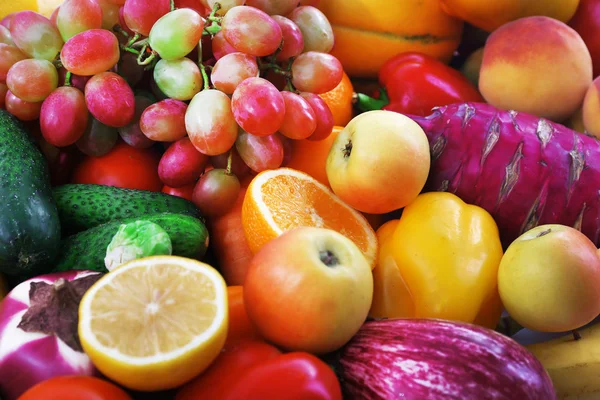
[{"x1": 369, "y1": 192, "x2": 504, "y2": 329}]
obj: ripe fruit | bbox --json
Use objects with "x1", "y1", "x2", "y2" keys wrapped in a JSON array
[
  {"x1": 6, "y1": 58, "x2": 58, "y2": 102},
  {"x1": 231, "y1": 77, "x2": 285, "y2": 137},
  {"x1": 148, "y1": 8, "x2": 205, "y2": 61},
  {"x1": 319, "y1": 71, "x2": 354, "y2": 127},
  {"x1": 193, "y1": 168, "x2": 241, "y2": 217},
  {"x1": 498, "y1": 224, "x2": 600, "y2": 332},
  {"x1": 221, "y1": 6, "x2": 282, "y2": 57},
  {"x1": 288, "y1": 6, "x2": 333, "y2": 53},
  {"x1": 241, "y1": 168, "x2": 378, "y2": 268},
  {"x1": 84, "y1": 71, "x2": 135, "y2": 128},
  {"x1": 326, "y1": 110, "x2": 431, "y2": 214},
  {"x1": 244, "y1": 226, "x2": 373, "y2": 354},
  {"x1": 78, "y1": 256, "x2": 228, "y2": 391},
  {"x1": 40, "y1": 86, "x2": 89, "y2": 147},
  {"x1": 9, "y1": 10, "x2": 64, "y2": 61},
  {"x1": 60, "y1": 29, "x2": 120, "y2": 76},
  {"x1": 291, "y1": 51, "x2": 344, "y2": 94},
  {"x1": 139, "y1": 98, "x2": 188, "y2": 142},
  {"x1": 153, "y1": 57, "x2": 202, "y2": 101}
]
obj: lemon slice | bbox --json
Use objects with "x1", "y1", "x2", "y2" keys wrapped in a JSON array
[{"x1": 78, "y1": 256, "x2": 228, "y2": 391}]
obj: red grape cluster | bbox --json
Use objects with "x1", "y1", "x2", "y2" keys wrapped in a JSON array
[{"x1": 0, "y1": 0, "x2": 342, "y2": 217}]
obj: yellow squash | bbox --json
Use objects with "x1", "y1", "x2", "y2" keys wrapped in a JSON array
[{"x1": 369, "y1": 192, "x2": 504, "y2": 329}]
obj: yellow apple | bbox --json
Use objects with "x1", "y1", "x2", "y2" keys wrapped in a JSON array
[
  {"x1": 243, "y1": 226, "x2": 374, "y2": 355},
  {"x1": 498, "y1": 224, "x2": 600, "y2": 332},
  {"x1": 325, "y1": 110, "x2": 430, "y2": 214}
]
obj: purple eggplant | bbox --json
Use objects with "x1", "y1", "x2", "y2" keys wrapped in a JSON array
[{"x1": 337, "y1": 318, "x2": 556, "y2": 400}]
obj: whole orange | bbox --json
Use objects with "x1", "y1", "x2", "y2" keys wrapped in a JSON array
[
  {"x1": 243, "y1": 226, "x2": 373, "y2": 355},
  {"x1": 284, "y1": 126, "x2": 342, "y2": 187},
  {"x1": 318, "y1": 0, "x2": 463, "y2": 78},
  {"x1": 319, "y1": 71, "x2": 354, "y2": 127}
]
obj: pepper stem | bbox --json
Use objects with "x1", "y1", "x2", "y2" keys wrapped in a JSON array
[{"x1": 353, "y1": 88, "x2": 390, "y2": 112}]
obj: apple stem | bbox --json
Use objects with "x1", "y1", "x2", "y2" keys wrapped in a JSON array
[
  {"x1": 319, "y1": 250, "x2": 340, "y2": 267},
  {"x1": 572, "y1": 330, "x2": 582, "y2": 341},
  {"x1": 342, "y1": 140, "x2": 352, "y2": 158}
]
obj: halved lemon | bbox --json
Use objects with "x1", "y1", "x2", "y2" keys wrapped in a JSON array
[{"x1": 78, "y1": 256, "x2": 228, "y2": 392}]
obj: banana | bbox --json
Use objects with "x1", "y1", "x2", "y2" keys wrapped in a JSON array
[{"x1": 526, "y1": 322, "x2": 600, "y2": 399}]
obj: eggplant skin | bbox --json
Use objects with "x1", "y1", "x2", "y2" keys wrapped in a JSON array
[{"x1": 338, "y1": 318, "x2": 556, "y2": 400}]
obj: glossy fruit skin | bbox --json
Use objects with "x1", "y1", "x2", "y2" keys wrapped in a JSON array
[
  {"x1": 60, "y1": 29, "x2": 120, "y2": 76},
  {"x1": 224, "y1": 286, "x2": 262, "y2": 348},
  {"x1": 17, "y1": 376, "x2": 132, "y2": 400},
  {"x1": 40, "y1": 86, "x2": 89, "y2": 147},
  {"x1": 72, "y1": 141, "x2": 163, "y2": 191},
  {"x1": 158, "y1": 137, "x2": 208, "y2": 187},
  {"x1": 378, "y1": 51, "x2": 483, "y2": 116},
  {"x1": 338, "y1": 318, "x2": 556, "y2": 400},
  {"x1": 176, "y1": 340, "x2": 342, "y2": 400},
  {"x1": 569, "y1": 0, "x2": 600, "y2": 78},
  {"x1": 84, "y1": 72, "x2": 135, "y2": 128},
  {"x1": 192, "y1": 169, "x2": 241, "y2": 217}
]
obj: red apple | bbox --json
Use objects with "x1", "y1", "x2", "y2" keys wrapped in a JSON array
[{"x1": 569, "y1": 0, "x2": 600, "y2": 77}]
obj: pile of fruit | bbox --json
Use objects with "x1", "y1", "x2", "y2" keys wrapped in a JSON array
[{"x1": 2, "y1": 0, "x2": 600, "y2": 398}]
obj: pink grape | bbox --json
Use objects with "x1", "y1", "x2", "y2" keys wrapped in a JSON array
[
  {"x1": 300, "y1": 92, "x2": 334, "y2": 141},
  {"x1": 159, "y1": 137, "x2": 209, "y2": 187},
  {"x1": 272, "y1": 16, "x2": 304, "y2": 62},
  {"x1": 40, "y1": 86, "x2": 89, "y2": 147},
  {"x1": 0, "y1": 25, "x2": 14, "y2": 45},
  {"x1": 123, "y1": 0, "x2": 170, "y2": 36},
  {"x1": 56, "y1": 0, "x2": 103, "y2": 41},
  {"x1": 279, "y1": 91, "x2": 316, "y2": 140},
  {"x1": 98, "y1": 0, "x2": 121, "y2": 30},
  {"x1": 49, "y1": 7, "x2": 59, "y2": 27},
  {"x1": 235, "y1": 130, "x2": 284, "y2": 173},
  {"x1": 0, "y1": 83, "x2": 8, "y2": 108},
  {"x1": 185, "y1": 89, "x2": 239, "y2": 156},
  {"x1": 211, "y1": 30, "x2": 237, "y2": 60},
  {"x1": 0, "y1": 43, "x2": 28, "y2": 82},
  {"x1": 115, "y1": 51, "x2": 145, "y2": 87},
  {"x1": 118, "y1": 6, "x2": 135, "y2": 35},
  {"x1": 140, "y1": 99, "x2": 188, "y2": 142},
  {"x1": 288, "y1": 6, "x2": 333, "y2": 53},
  {"x1": 61, "y1": 29, "x2": 120, "y2": 76},
  {"x1": 5, "y1": 90, "x2": 42, "y2": 121},
  {"x1": 175, "y1": 0, "x2": 209, "y2": 16},
  {"x1": 85, "y1": 71, "x2": 135, "y2": 127},
  {"x1": 9, "y1": 11, "x2": 64, "y2": 61},
  {"x1": 192, "y1": 168, "x2": 240, "y2": 217},
  {"x1": 76, "y1": 117, "x2": 119, "y2": 156},
  {"x1": 209, "y1": 147, "x2": 250, "y2": 179},
  {"x1": 153, "y1": 58, "x2": 202, "y2": 101},
  {"x1": 58, "y1": 68, "x2": 91, "y2": 92},
  {"x1": 118, "y1": 95, "x2": 155, "y2": 148},
  {"x1": 6, "y1": 59, "x2": 58, "y2": 102},
  {"x1": 210, "y1": 52, "x2": 259, "y2": 95},
  {"x1": 222, "y1": 6, "x2": 283, "y2": 57},
  {"x1": 149, "y1": 8, "x2": 205, "y2": 61},
  {"x1": 231, "y1": 77, "x2": 285, "y2": 137},
  {"x1": 206, "y1": 0, "x2": 246, "y2": 15},
  {"x1": 291, "y1": 51, "x2": 343, "y2": 94},
  {"x1": 0, "y1": 13, "x2": 16, "y2": 30},
  {"x1": 245, "y1": 0, "x2": 298, "y2": 16}
]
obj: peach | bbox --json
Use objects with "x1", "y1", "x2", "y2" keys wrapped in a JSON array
[
  {"x1": 479, "y1": 16, "x2": 593, "y2": 122},
  {"x1": 582, "y1": 76, "x2": 600, "y2": 138}
]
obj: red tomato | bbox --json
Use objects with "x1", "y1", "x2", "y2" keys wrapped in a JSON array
[
  {"x1": 176, "y1": 340, "x2": 282, "y2": 400},
  {"x1": 225, "y1": 286, "x2": 263, "y2": 348},
  {"x1": 18, "y1": 376, "x2": 132, "y2": 400},
  {"x1": 72, "y1": 141, "x2": 163, "y2": 191},
  {"x1": 162, "y1": 184, "x2": 195, "y2": 201},
  {"x1": 374, "y1": 52, "x2": 484, "y2": 116}
]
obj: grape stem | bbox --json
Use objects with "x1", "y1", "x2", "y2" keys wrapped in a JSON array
[
  {"x1": 64, "y1": 72, "x2": 72, "y2": 87},
  {"x1": 170, "y1": 0, "x2": 175, "y2": 11},
  {"x1": 120, "y1": 45, "x2": 141, "y2": 56},
  {"x1": 112, "y1": 24, "x2": 131, "y2": 38},
  {"x1": 202, "y1": 3, "x2": 222, "y2": 36},
  {"x1": 225, "y1": 149, "x2": 233, "y2": 175},
  {"x1": 197, "y1": 40, "x2": 211, "y2": 91},
  {"x1": 126, "y1": 33, "x2": 141, "y2": 48}
]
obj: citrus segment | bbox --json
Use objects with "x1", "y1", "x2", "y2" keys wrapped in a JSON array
[
  {"x1": 78, "y1": 256, "x2": 228, "y2": 392},
  {"x1": 242, "y1": 168, "x2": 377, "y2": 268}
]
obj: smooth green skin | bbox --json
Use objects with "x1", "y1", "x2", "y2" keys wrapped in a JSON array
[
  {"x1": 105, "y1": 220, "x2": 173, "y2": 271},
  {"x1": 53, "y1": 183, "x2": 201, "y2": 236},
  {"x1": 154, "y1": 58, "x2": 203, "y2": 101},
  {"x1": 149, "y1": 8, "x2": 204, "y2": 61},
  {"x1": 0, "y1": 109, "x2": 61, "y2": 276},
  {"x1": 53, "y1": 213, "x2": 209, "y2": 273}
]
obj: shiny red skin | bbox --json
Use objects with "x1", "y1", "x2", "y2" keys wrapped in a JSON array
[
  {"x1": 40, "y1": 86, "x2": 89, "y2": 147},
  {"x1": 300, "y1": 92, "x2": 334, "y2": 141},
  {"x1": 18, "y1": 376, "x2": 132, "y2": 400},
  {"x1": 84, "y1": 72, "x2": 135, "y2": 128},
  {"x1": 379, "y1": 52, "x2": 483, "y2": 117},
  {"x1": 569, "y1": 0, "x2": 600, "y2": 78},
  {"x1": 176, "y1": 340, "x2": 342, "y2": 400},
  {"x1": 231, "y1": 77, "x2": 285, "y2": 137},
  {"x1": 158, "y1": 137, "x2": 208, "y2": 187},
  {"x1": 122, "y1": 0, "x2": 170, "y2": 36}
]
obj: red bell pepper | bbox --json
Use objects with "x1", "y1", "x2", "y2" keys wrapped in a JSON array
[
  {"x1": 175, "y1": 340, "x2": 343, "y2": 400},
  {"x1": 356, "y1": 51, "x2": 484, "y2": 116}
]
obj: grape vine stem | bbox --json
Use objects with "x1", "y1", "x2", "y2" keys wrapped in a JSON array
[{"x1": 64, "y1": 72, "x2": 72, "y2": 87}]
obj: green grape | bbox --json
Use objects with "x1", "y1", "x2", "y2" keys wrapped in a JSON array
[
  {"x1": 149, "y1": 8, "x2": 205, "y2": 61},
  {"x1": 153, "y1": 58, "x2": 202, "y2": 101}
]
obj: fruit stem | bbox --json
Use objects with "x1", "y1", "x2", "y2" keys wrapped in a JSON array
[
  {"x1": 354, "y1": 88, "x2": 390, "y2": 112},
  {"x1": 120, "y1": 44, "x2": 141, "y2": 56},
  {"x1": 170, "y1": 0, "x2": 175, "y2": 11},
  {"x1": 137, "y1": 45, "x2": 158, "y2": 66},
  {"x1": 112, "y1": 24, "x2": 131, "y2": 38},
  {"x1": 343, "y1": 140, "x2": 352, "y2": 158},
  {"x1": 204, "y1": 24, "x2": 222, "y2": 36},
  {"x1": 64, "y1": 71, "x2": 72, "y2": 87},
  {"x1": 225, "y1": 149, "x2": 233, "y2": 175},
  {"x1": 200, "y1": 63, "x2": 211, "y2": 90},
  {"x1": 572, "y1": 330, "x2": 582, "y2": 341},
  {"x1": 284, "y1": 78, "x2": 296, "y2": 93},
  {"x1": 537, "y1": 228, "x2": 552, "y2": 238}
]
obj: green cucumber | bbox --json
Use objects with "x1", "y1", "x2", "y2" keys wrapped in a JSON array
[
  {"x1": 53, "y1": 213, "x2": 209, "y2": 273},
  {"x1": 0, "y1": 109, "x2": 61, "y2": 276},
  {"x1": 52, "y1": 184, "x2": 201, "y2": 236}
]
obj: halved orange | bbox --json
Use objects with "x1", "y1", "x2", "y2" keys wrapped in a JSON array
[{"x1": 241, "y1": 168, "x2": 378, "y2": 268}]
